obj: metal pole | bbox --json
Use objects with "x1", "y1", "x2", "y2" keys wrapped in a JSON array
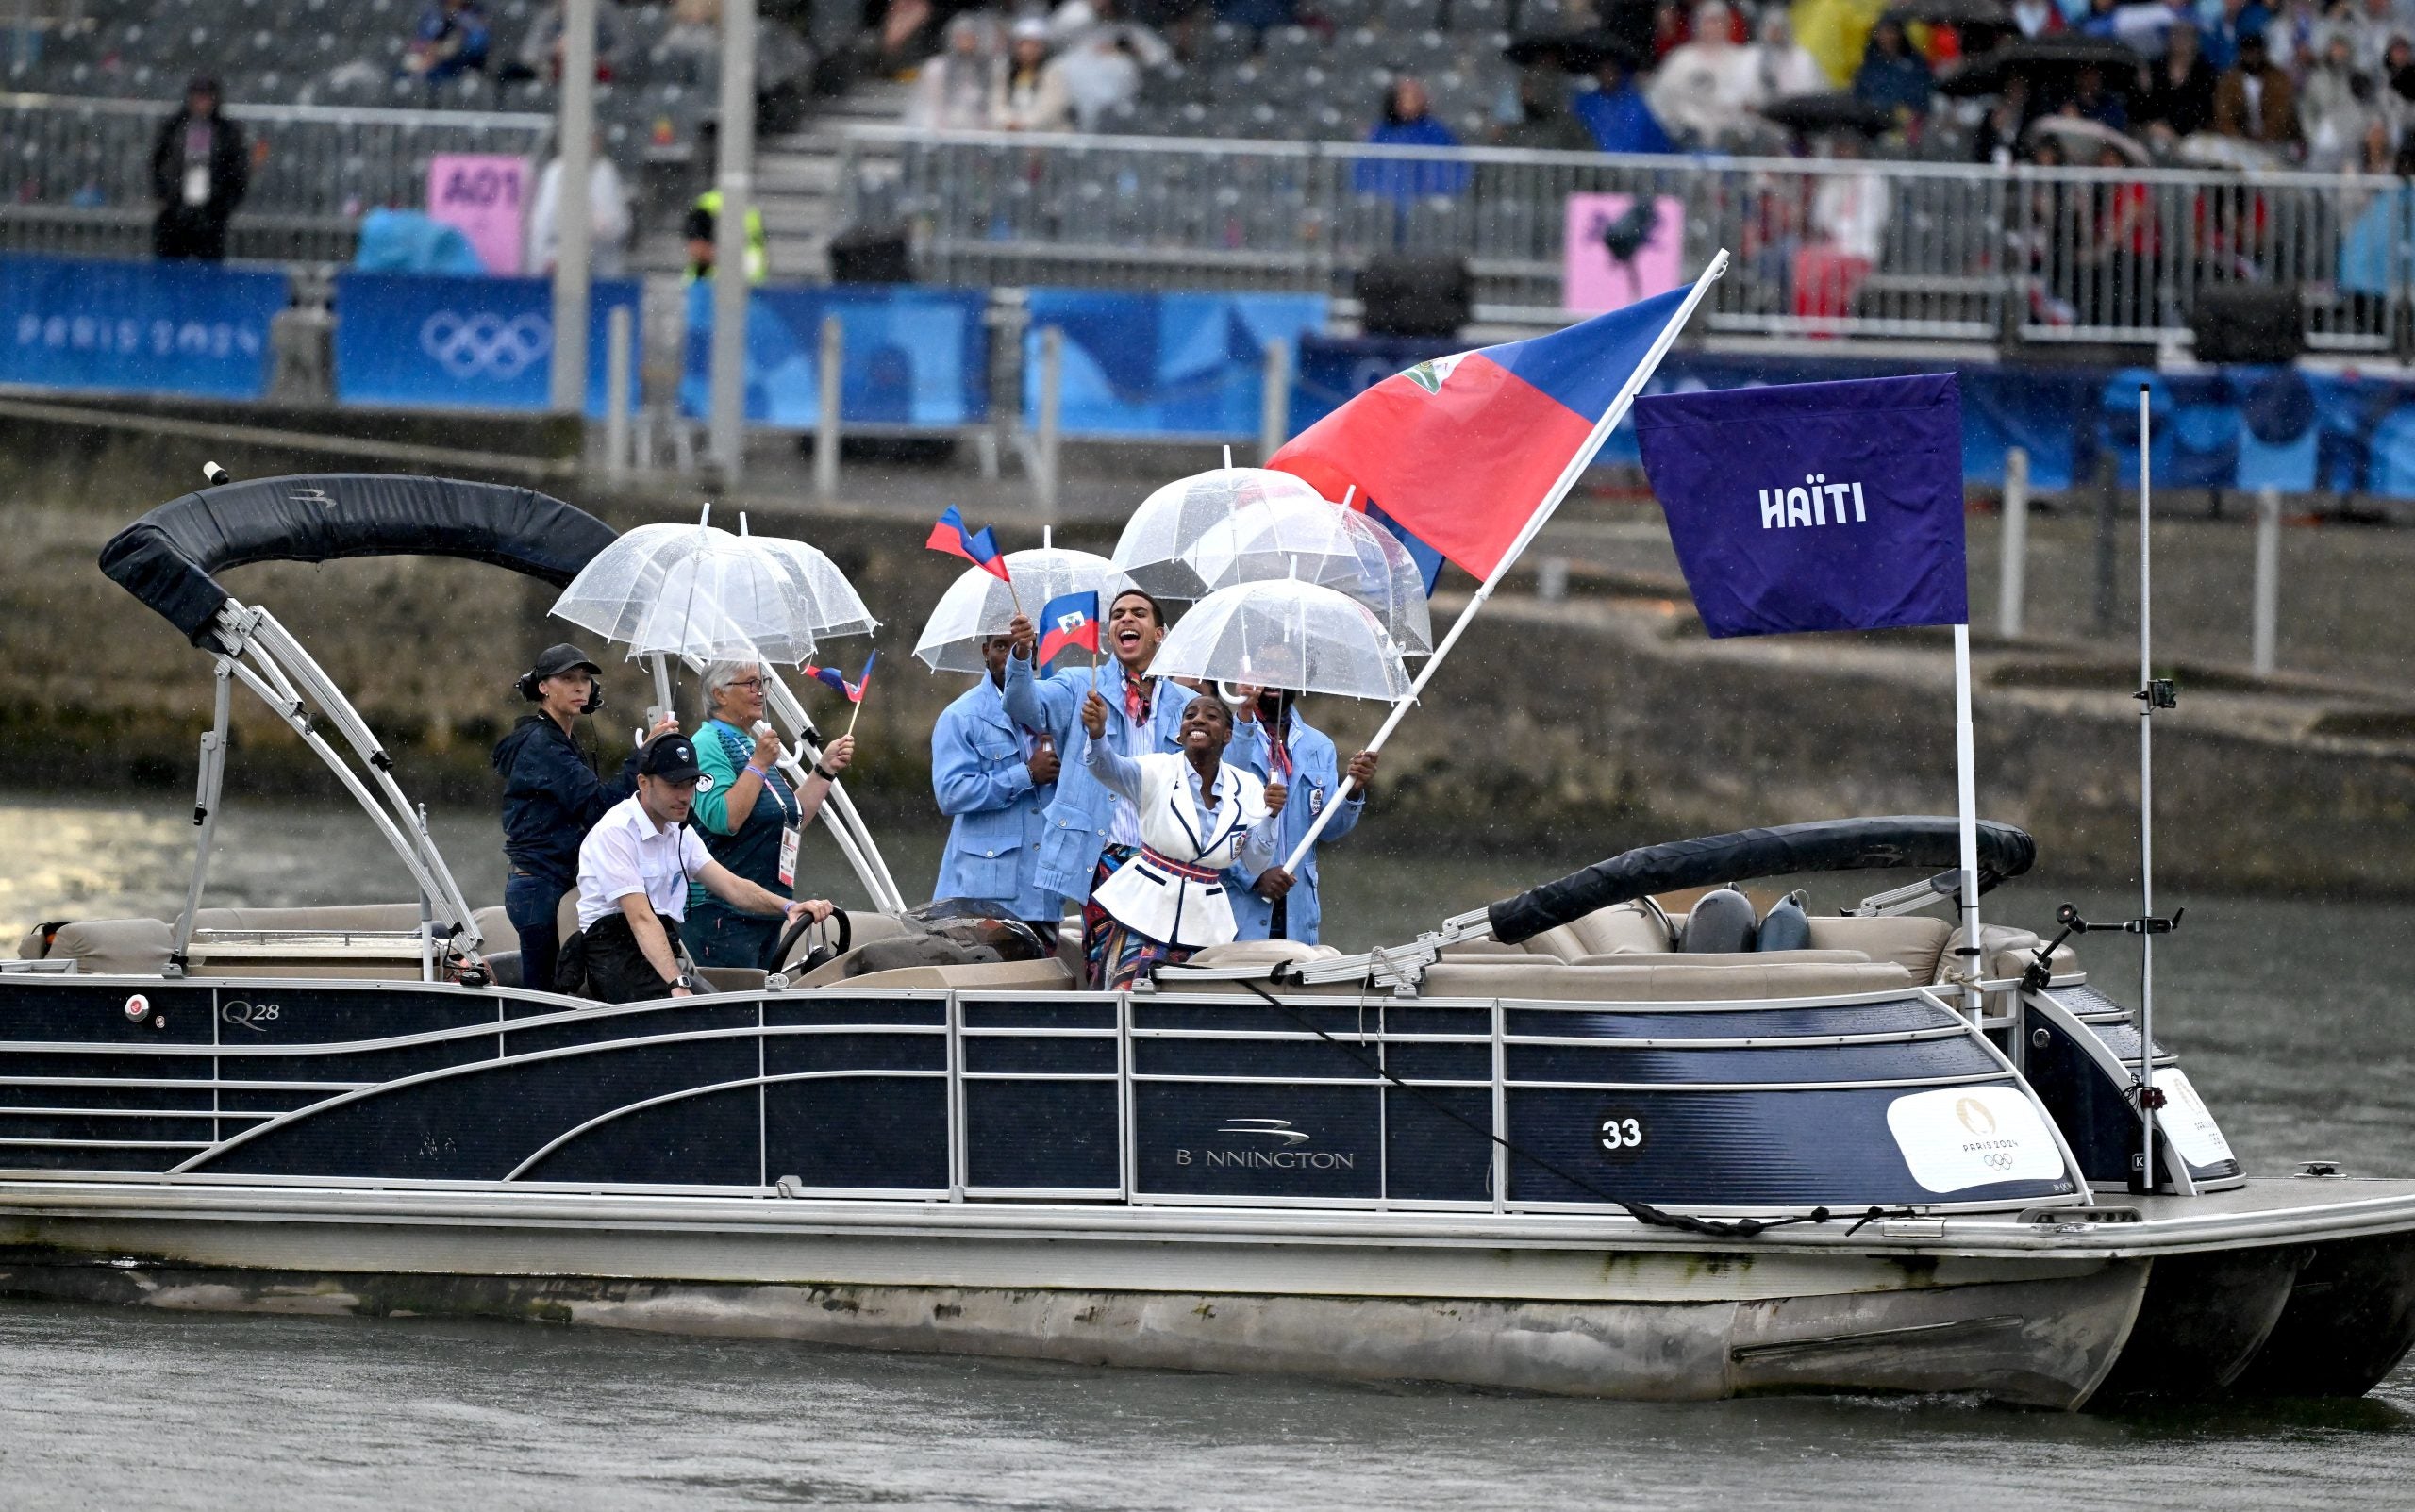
[
  {"x1": 2252, "y1": 485, "x2": 2281, "y2": 678},
  {"x1": 604, "y1": 302, "x2": 633, "y2": 481},
  {"x1": 1257, "y1": 335, "x2": 1291, "y2": 463},
  {"x1": 546, "y1": 0, "x2": 597, "y2": 414},
  {"x1": 1035, "y1": 324, "x2": 1063, "y2": 520},
  {"x1": 1278, "y1": 251, "x2": 1730, "y2": 874},
  {"x1": 708, "y1": 0, "x2": 758, "y2": 479},
  {"x1": 167, "y1": 659, "x2": 235, "y2": 975},
  {"x1": 2137, "y1": 383, "x2": 2158, "y2": 1192},
  {"x1": 1952, "y1": 623, "x2": 1982, "y2": 1020},
  {"x1": 1997, "y1": 445, "x2": 2028, "y2": 640},
  {"x1": 815, "y1": 311, "x2": 841, "y2": 501}
]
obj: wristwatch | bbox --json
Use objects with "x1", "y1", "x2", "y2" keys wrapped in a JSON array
[
  {"x1": 671, "y1": 971, "x2": 705, "y2": 994},
  {"x1": 811, "y1": 762, "x2": 840, "y2": 782}
]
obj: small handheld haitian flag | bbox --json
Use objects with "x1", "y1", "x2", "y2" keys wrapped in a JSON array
[
  {"x1": 1635, "y1": 373, "x2": 1967, "y2": 638},
  {"x1": 1035, "y1": 590, "x2": 1100, "y2": 665},
  {"x1": 806, "y1": 650, "x2": 876, "y2": 702},
  {"x1": 925, "y1": 506, "x2": 1010, "y2": 581}
]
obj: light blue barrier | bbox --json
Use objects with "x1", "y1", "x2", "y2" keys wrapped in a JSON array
[
  {"x1": 332, "y1": 273, "x2": 641, "y2": 416},
  {"x1": 1023, "y1": 290, "x2": 1329, "y2": 440},
  {"x1": 678, "y1": 282, "x2": 990, "y2": 428},
  {"x1": 1, "y1": 254, "x2": 288, "y2": 401}
]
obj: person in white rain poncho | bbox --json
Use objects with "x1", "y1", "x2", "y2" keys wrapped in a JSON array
[{"x1": 1076, "y1": 688, "x2": 1287, "y2": 989}]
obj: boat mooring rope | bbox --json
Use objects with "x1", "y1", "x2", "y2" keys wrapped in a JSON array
[{"x1": 1240, "y1": 975, "x2": 1907, "y2": 1240}]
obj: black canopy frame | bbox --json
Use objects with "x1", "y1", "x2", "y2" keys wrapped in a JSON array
[{"x1": 98, "y1": 474, "x2": 620, "y2": 973}]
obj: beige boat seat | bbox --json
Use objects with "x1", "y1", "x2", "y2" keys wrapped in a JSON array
[
  {"x1": 1524, "y1": 902, "x2": 1673, "y2": 961},
  {"x1": 23, "y1": 906, "x2": 514, "y2": 979},
  {"x1": 1800, "y1": 915, "x2": 1953, "y2": 984},
  {"x1": 826, "y1": 957, "x2": 1076, "y2": 991},
  {"x1": 1413, "y1": 958, "x2": 1917, "y2": 1002}
]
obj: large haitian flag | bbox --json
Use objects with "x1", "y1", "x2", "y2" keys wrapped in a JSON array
[
  {"x1": 1270, "y1": 286, "x2": 1693, "y2": 579},
  {"x1": 1636, "y1": 373, "x2": 1968, "y2": 638}
]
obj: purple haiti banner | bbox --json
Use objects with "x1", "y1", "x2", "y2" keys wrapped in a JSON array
[{"x1": 1635, "y1": 373, "x2": 1968, "y2": 638}]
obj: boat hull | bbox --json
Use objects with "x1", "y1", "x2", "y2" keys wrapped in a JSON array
[{"x1": 0, "y1": 1209, "x2": 2146, "y2": 1407}]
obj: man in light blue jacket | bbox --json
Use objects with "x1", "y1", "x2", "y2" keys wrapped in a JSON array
[
  {"x1": 1002, "y1": 590, "x2": 1193, "y2": 963},
  {"x1": 1224, "y1": 689, "x2": 1376, "y2": 946},
  {"x1": 932, "y1": 632, "x2": 1061, "y2": 939}
]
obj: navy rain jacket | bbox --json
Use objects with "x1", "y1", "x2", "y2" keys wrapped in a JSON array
[{"x1": 491, "y1": 715, "x2": 642, "y2": 892}]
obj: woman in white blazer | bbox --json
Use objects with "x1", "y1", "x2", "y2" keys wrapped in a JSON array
[{"x1": 1077, "y1": 688, "x2": 1288, "y2": 988}]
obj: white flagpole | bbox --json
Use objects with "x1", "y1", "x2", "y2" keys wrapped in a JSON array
[
  {"x1": 2137, "y1": 381, "x2": 2158, "y2": 1191},
  {"x1": 1277, "y1": 250, "x2": 1730, "y2": 874},
  {"x1": 1953, "y1": 623, "x2": 1982, "y2": 1019}
]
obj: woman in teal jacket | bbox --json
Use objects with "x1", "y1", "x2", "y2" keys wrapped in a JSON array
[{"x1": 686, "y1": 659, "x2": 855, "y2": 969}]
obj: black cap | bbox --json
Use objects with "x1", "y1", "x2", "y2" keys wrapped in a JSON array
[
  {"x1": 636, "y1": 732, "x2": 703, "y2": 784},
  {"x1": 528, "y1": 642, "x2": 604, "y2": 682},
  {"x1": 187, "y1": 74, "x2": 221, "y2": 96}
]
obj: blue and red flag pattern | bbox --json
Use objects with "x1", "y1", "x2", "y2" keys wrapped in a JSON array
[
  {"x1": 805, "y1": 650, "x2": 877, "y2": 702},
  {"x1": 1035, "y1": 590, "x2": 1101, "y2": 665},
  {"x1": 1270, "y1": 286, "x2": 1693, "y2": 579},
  {"x1": 925, "y1": 506, "x2": 1010, "y2": 581},
  {"x1": 1635, "y1": 373, "x2": 1968, "y2": 638}
]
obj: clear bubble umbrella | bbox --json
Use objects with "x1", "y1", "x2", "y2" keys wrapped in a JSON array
[
  {"x1": 1185, "y1": 497, "x2": 1434, "y2": 655},
  {"x1": 1109, "y1": 466, "x2": 1334, "y2": 601},
  {"x1": 740, "y1": 525, "x2": 879, "y2": 640},
  {"x1": 1149, "y1": 579, "x2": 1413, "y2": 702},
  {"x1": 553, "y1": 519, "x2": 821, "y2": 666},
  {"x1": 912, "y1": 547, "x2": 1125, "y2": 674}
]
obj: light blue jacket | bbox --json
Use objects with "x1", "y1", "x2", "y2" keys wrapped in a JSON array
[
  {"x1": 930, "y1": 675, "x2": 1055, "y2": 922},
  {"x1": 1224, "y1": 706, "x2": 1363, "y2": 946},
  {"x1": 1001, "y1": 648, "x2": 1191, "y2": 904}
]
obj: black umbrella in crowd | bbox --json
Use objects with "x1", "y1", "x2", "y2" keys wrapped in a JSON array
[
  {"x1": 1503, "y1": 28, "x2": 1644, "y2": 75},
  {"x1": 1938, "y1": 34, "x2": 2142, "y2": 97},
  {"x1": 1883, "y1": 0, "x2": 2011, "y2": 25},
  {"x1": 1756, "y1": 91, "x2": 1896, "y2": 136}
]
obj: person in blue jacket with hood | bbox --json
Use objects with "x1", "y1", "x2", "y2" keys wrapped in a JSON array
[
  {"x1": 932, "y1": 631, "x2": 1063, "y2": 941},
  {"x1": 1224, "y1": 688, "x2": 1377, "y2": 946},
  {"x1": 491, "y1": 642, "x2": 675, "y2": 993},
  {"x1": 1001, "y1": 590, "x2": 1193, "y2": 972}
]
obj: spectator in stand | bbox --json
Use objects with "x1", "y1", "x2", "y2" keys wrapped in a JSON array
[
  {"x1": 148, "y1": 75, "x2": 248, "y2": 262},
  {"x1": 1853, "y1": 17, "x2": 1934, "y2": 120},
  {"x1": 2061, "y1": 63, "x2": 2129, "y2": 127},
  {"x1": 2346, "y1": 0, "x2": 2414, "y2": 71},
  {"x1": 1974, "y1": 74, "x2": 2035, "y2": 162},
  {"x1": 1574, "y1": 42, "x2": 1676, "y2": 153},
  {"x1": 2214, "y1": 29, "x2": 2300, "y2": 141},
  {"x1": 529, "y1": 134, "x2": 632, "y2": 276},
  {"x1": 2079, "y1": 139, "x2": 2157, "y2": 326},
  {"x1": 2300, "y1": 26, "x2": 2387, "y2": 167},
  {"x1": 2197, "y1": 0, "x2": 2272, "y2": 72},
  {"x1": 1355, "y1": 76, "x2": 1470, "y2": 198},
  {"x1": 991, "y1": 20, "x2": 1071, "y2": 130},
  {"x1": 1489, "y1": 65, "x2": 1598, "y2": 151},
  {"x1": 1796, "y1": 131, "x2": 1890, "y2": 324},
  {"x1": 1746, "y1": 9, "x2": 1829, "y2": 101},
  {"x1": 405, "y1": 0, "x2": 491, "y2": 81},
  {"x1": 2263, "y1": 0, "x2": 2321, "y2": 75},
  {"x1": 1052, "y1": 25, "x2": 1142, "y2": 130},
  {"x1": 1215, "y1": 0, "x2": 1297, "y2": 34},
  {"x1": 512, "y1": 1, "x2": 623, "y2": 83},
  {"x1": 912, "y1": 12, "x2": 1003, "y2": 131},
  {"x1": 2137, "y1": 21, "x2": 2220, "y2": 141},
  {"x1": 2339, "y1": 133, "x2": 2415, "y2": 328},
  {"x1": 2076, "y1": 0, "x2": 2124, "y2": 38},
  {"x1": 1052, "y1": 0, "x2": 1173, "y2": 64},
  {"x1": 2010, "y1": 0, "x2": 2067, "y2": 37},
  {"x1": 1648, "y1": 1, "x2": 1762, "y2": 146}
]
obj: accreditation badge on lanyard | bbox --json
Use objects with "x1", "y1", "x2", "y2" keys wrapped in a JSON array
[{"x1": 778, "y1": 824, "x2": 799, "y2": 889}]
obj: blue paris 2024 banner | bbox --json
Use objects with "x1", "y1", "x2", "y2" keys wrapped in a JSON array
[{"x1": 1635, "y1": 372, "x2": 1968, "y2": 638}]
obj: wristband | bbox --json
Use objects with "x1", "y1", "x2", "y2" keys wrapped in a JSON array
[
  {"x1": 746, "y1": 760, "x2": 772, "y2": 776},
  {"x1": 811, "y1": 763, "x2": 839, "y2": 782}
]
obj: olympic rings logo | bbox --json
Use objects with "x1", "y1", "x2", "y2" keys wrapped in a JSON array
[{"x1": 419, "y1": 310, "x2": 553, "y2": 380}]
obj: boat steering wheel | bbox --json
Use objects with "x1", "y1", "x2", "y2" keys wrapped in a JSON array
[{"x1": 768, "y1": 906, "x2": 851, "y2": 977}]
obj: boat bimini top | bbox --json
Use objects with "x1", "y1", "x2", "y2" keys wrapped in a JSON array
[{"x1": 102, "y1": 474, "x2": 617, "y2": 976}]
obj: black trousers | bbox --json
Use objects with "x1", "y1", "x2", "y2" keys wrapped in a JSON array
[{"x1": 582, "y1": 910, "x2": 687, "y2": 1004}]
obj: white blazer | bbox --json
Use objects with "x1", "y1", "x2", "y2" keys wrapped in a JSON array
[{"x1": 1084, "y1": 747, "x2": 1277, "y2": 949}]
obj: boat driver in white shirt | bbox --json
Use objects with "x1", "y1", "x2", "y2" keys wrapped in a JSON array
[{"x1": 573, "y1": 732, "x2": 834, "y2": 1003}]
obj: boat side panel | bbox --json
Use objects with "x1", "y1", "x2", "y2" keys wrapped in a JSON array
[{"x1": 2229, "y1": 1233, "x2": 2415, "y2": 1398}]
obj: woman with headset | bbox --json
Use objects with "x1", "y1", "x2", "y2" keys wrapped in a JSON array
[{"x1": 491, "y1": 643, "x2": 675, "y2": 992}]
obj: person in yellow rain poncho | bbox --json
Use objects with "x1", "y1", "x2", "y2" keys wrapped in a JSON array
[{"x1": 1791, "y1": 0, "x2": 1887, "y2": 87}]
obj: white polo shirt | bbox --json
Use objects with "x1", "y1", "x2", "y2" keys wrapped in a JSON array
[{"x1": 575, "y1": 795, "x2": 715, "y2": 931}]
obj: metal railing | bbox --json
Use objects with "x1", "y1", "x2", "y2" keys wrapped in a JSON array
[
  {"x1": 2, "y1": 91, "x2": 553, "y2": 260},
  {"x1": 837, "y1": 125, "x2": 2415, "y2": 353}
]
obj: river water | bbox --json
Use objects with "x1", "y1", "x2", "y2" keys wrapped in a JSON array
[{"x1": 4, "y1": 796, "x2": 2414, "y2": 1509}]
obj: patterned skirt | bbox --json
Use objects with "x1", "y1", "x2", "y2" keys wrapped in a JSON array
[{"x1": 1081, "y1": 844, "x2": 1195, "y2": 990}]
